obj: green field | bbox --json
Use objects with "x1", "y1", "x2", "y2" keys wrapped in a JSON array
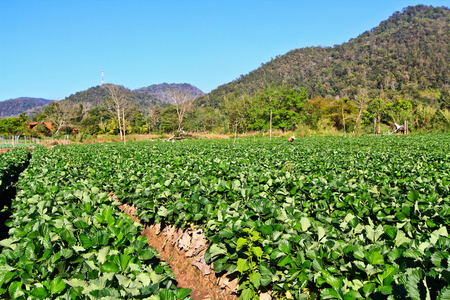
[{"x1": 1, "y1": 134, "x2": 449, "y2": 299}]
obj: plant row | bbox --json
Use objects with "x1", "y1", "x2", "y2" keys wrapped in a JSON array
[
  {"x1": 0, "y1": 147, "x2": 30, "y2": 194},
  {"x1": 2, "y1": 134, "x2": 450, "y2": 299},
  {"x1": 0, "y1": 145, "x2": 192, "y2": 300}
]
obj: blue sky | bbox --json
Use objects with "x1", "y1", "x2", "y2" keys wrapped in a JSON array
[{"x1": 0, "y1": 0, "x2": 448, "y2": 101}]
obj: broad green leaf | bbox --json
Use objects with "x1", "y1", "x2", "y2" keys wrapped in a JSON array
[
  {"x1": 240, "y1": 288, "x2": 254, "y2": 300},
  {"x1": 31, "y1": 286, "x2": 48, "y2": 299},
  {"x1": 237, "y1": 258, "x2": 249, "y2": 274},
  {"x1": 300, "y1": 217, "x2": 311, "y2": 231},
  {"x1": 366, "y1": 251, "x2": 384, "y2": 265},
  {"x1": 79, "y1": 234, "x2": 92, "y2": 248},
  {"x1": 97, "y1": 246, "x2": 110, "y2": 264},
  {"x1": 9, "y1": 281, "x2": 24, "y2": 298},
  {"x1": 159, "y1": 289, "x2": 177, "y2": 300},
  {"x1": 100, "y1": 262, "x2": 120, "y2": 273},
  {"x1": 322, "y1": 270, "x2": 342, "y2": 290},
  {"x1": 208, "y1": 244, "x2": 227, "y2": 259},
  {"x1": 50, "y1": 277, "x2": 66, "y2": 294},
  {"x1": 251, "y1": 246, "x2": 263, "y2": 259},
  {"x1": 249, "y1": 272, "x2": 262, "y2": 289},
  {"x1": 236, "y1": 238, "x2": 248, "y2": 251},
  {"x1": 278, "y1": 255, "x2": 293, "y2": 267},
  {"x1": 279, "y1": 239, "x2": 291, "y2": 254},
  {"x1": 176, "y1": 288, "x2": 192, "y2": 300},
  {"x1": 321, "y1": 288, "x2": 342, "y2": 299}
]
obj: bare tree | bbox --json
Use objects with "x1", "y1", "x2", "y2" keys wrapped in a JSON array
[
  {"x1": 103, "y1": 85, "x2": 130, "y2": 141},
  {"x1": 45, "y1": 101, "x2": 81, "y2": 134},
  {"x1": 166, "y1": 89, "x2": 194, "y2": 132}
]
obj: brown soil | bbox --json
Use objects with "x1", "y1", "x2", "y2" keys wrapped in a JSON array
[
  {"x1": 0, "y1": 148, "x2": 10, "y2": 154},
  {"x1": 118, "y1": 204, "x2": 239, "y2": 300}
]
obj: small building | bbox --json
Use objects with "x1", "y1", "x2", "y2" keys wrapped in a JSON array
[{"x1": 28, "y1": 122, "x2": 54, "y2": 131}]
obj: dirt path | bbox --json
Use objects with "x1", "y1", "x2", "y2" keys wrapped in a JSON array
[{"x1": 119, "y1": 204, "x2": 238, "y2": 300}]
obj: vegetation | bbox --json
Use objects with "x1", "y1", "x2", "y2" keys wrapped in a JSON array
[
  {"x1": 1, "y1": 134, "x2": 449, "y2": 299},
  {"x1": 0, "y1": 145, "x2": 192, "y2": 299},
  {"x1": 135, "y1": 83, "x2": 204, "y2": 104},
  {"x1": 0, "y1": 98, "x2": 52, "y2": 118},
  {"x1": 198, "y1": 5, "x2": 450, "y2": 107}
]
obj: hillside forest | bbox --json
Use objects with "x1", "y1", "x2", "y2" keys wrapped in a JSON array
[{"x1": 0, "y1": 5, "x2": 449, "y2": 139}]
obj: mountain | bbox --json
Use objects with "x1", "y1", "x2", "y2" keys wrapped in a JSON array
[
  {"x1": 135, "y1": 83, "x2": 205, "y2": 104},
  {"x1": 197, "y1": 5, "x2": 450, "y2": 108},
  {"x1": 0, "y1": 97, "x2": 53, "y2": 118},
  {"x1": 62, "y1": 85, "x2": 168, "y2": 114}
]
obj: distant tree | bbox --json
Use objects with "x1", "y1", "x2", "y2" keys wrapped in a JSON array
[
  {"x1": 389, "y1": 99, "x2": 413, "y2": 124},
  {"x1": 44, "y1": 101, "x2": 80, "y2": 134},
  {"x1": 166, "y1": 89, "x2": 194, "y2": 131},
  {"x1": 160, "y1": 107, "x2": 178, "y2": 133},
  {"x1": 103, "y1": 85, "x2": 131, "y2": 141},
  {"x1": 223, "y1": 93, "x2": 252, "y2": 133},
  {"x1": 363, "y1": 98, "x2": 393, "y2": 134},
  {"x1": 151, "y1": 106, "x2": 162, "y2": 132}
]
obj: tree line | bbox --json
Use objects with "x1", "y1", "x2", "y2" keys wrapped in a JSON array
[{"x1": 1, "y1": 84, "x2": 449, "y2": 139}]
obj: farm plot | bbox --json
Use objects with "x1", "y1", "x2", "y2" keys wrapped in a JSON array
[{"x1": 1, "y1": 134, "x2": 450, "y2": 299}]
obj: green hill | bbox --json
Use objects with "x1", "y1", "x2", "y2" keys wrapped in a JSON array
[
  {"x1": 62, "y1": 85, "x2": 166, "y2": 114},
  {"x1": 197, "y1": 5, "x2": 450, "y2": 108},
  {"x1": 134, "y1": 83, "x2": 205, "y2": 104},
  {"x1": 0, "y1": 97, "x2": 53, "y2": 118}
]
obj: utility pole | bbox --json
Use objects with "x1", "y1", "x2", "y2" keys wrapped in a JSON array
[{"x1": 270, "y1": 109, "x2": 272, "y2": 141}]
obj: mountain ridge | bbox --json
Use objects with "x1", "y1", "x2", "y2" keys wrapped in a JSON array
[{"x1": 197, "y1": 5, "x2": 450, "y2": 108}]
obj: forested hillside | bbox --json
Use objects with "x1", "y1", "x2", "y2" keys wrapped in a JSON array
[
  {"x1": 62, "y1": 85, "x2": 166, "y2": 113},
  {"x1": 0, "y1": 97, "x2": 52, "y2": 118},
  {"x1": 197, "y1": 5, "x2": 449, "y2": 108},
  {"x1": 135, "y1": 83, "x2": 204, "y2": 103}
]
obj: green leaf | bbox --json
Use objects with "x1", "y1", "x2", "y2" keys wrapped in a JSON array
[
  {"x1": 236, "y1": 238, "x2": 248, "y2": 251},
  {"x1": 251, "y1": 246, "x2": 263, "y2": 260},
  {"x1": 100, "y1": 262, "x2": 120, "y2": 273},
  {"x1": 249, "y1": 272, "x2": 262, "y2": 289},
  {"x1": 31, "y1": 286, "x2": 48, "y2": 299},
  {"x1": 208, "y1": 244, "x2": 227, "y2": 259},
  {"x1": 300, "y1": 217, "x2": 311, "y2": 231},
  {"x1": 79, "y1": 234, "x2": 92, "y2": 249},
  {"x1": 279, "y1": 239, "x2": 291, "y2": 254},
  {"x1": 407, "y1": 190, "x2": 420, "y2": 202},
  {"x1": 237, "y1": 258, "x2": 249, "y2": 274},
  {"x1": 240, "y1": 288, "x2": 254, "y2": 300},
  {"x1": 50, "y1": 277, "x2": 66, "y2": 295},
  {"x1": 159, "y1": 289, "x2": 177, "y2": 300},
  {"x1": 139, "y1": 248, "x2": 156, "y2": 260},
  {"x1": 119, "y1": 254, "x2": 131, "y2": 271},
  {"x1": 321, "y1": 288, "x2": 342, "y2": 299},
  {"x1": 322, "y1": 270, "x2": 342, "y2": 290},
  {"x1": 176, "y1": 288, "x2": 192, "y2": 300},
  {"x1": 395, "y1": 230, "x2": 410, "y2": 247},
  {"x1": 278, "y1": 255, "x2": 293, "y2": 267},
  {"x1": 9, "y1": 281, "x2": 24, "y2": 298},
  {"x1": 97, "y1": 246, "x2": 110, "y2": 264},
  {"x1": 219, "y1": 228, "x2": 234, "y2": 239},
  {"x1": 260, "y1": 262, "x2": 273, "y2": 286},
  {"x1": 318, "y1": 226, "x2": 326, "y2": 242},
  {"x1": 366, "y1": 250, "x2": 384, "y2": 265}
]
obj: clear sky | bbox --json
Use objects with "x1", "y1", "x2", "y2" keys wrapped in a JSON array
[{"x1": 1, "y1": 0, "x2": 448, "y2": 101}]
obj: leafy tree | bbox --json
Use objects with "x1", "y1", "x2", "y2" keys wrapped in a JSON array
[
  {"x1": 151, "y1": 106, "x2": 162, "y2": 132},
  {"x1": 160, "y1": 107, "x2": 178, "y2": 133},
  {"x1": 363, "y1": 98, "x2": 393, "y2": 134},
  {"x1": 249, "y1": 87, "x2": 308, "y2": 131},
  {"x1": 222, "y1": 93, "x2": 252, "y2": 133}
]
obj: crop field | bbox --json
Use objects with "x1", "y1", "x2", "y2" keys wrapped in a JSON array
[{"x1": 1, "y1": 134, "x2": 450, "y2": 300}]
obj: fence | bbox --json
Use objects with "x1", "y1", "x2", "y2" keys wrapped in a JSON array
[{"x1": 0, "y1": 135, "x2": 70, "y2": 149}]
